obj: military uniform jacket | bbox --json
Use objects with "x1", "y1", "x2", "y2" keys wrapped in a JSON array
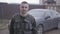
[{"x1": 9, "y1": 14, "x2": 36, "y2": 34}]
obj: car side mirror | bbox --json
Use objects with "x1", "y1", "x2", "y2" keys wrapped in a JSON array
[{"x1": 45, "y1": 16, "x2": 50, "y2": 20}]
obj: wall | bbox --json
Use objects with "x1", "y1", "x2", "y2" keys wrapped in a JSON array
[{"x1": 0, "y1": 3, "x2": 46, "y2": 19}]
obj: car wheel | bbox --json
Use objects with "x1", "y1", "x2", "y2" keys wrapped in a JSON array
[
  {"x1": 58, "y1": 22, "x2": 60, "y2": 29},
  {"x1": 37, "y1": 25, "x2": 44, "y2": 34}
]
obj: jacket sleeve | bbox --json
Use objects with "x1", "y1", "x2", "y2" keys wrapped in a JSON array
[
  {"x1": 32, "y1": 17, "x2": 36, "y2": 34},
  {"x1": 9, "y1": 18, "x2": 15, "y2": 34}
]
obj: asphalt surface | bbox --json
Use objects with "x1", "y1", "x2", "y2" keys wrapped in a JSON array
[
  {"x1": 45, "y1": 29, "x2": 60, "y2": 34},
  {"x1": 0, "y1": 29, "x2": 9, "y2": 34},
  {"x1": 0, "y1": 28, "x2": 60, "y2": 34}
]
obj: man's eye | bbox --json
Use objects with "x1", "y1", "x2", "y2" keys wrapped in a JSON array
[
  {"x1": 22, "y1": 6, "x2": 24, "y2": 8},
  {"x1": 21, "y1": 6, "x2": 27, "y2": 8},
  {"x1": 25, "y1": 7, "x2": 27, "y2": 8}
]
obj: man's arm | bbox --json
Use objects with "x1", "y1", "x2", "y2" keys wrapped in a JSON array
[
  {"x1": 32, "y1": 17, "x2": 36, "y2": 34},
  {"x1": 9, "y1": 18, "x2": 15, "y2": 34}
]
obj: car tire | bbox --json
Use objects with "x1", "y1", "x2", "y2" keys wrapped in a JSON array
[
  {"x1": 58, "y1": 22, "x2": 60, "y2": 29},
  {"x1": 37, "y1": 25, "x2": 44, "y2": 34}
]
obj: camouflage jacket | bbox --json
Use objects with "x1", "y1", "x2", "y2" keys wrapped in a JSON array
[{"x1": 9, "y1": 14, "x2": 36, "y2": 34}]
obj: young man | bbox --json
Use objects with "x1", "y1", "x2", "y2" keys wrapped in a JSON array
[{"x1": 9, "y1": 1, "x2": 36, "y2": 34}]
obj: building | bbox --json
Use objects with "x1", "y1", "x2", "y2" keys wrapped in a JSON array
[{"x1": 39, "y1": 0, "x2": 60, "y2": 13}]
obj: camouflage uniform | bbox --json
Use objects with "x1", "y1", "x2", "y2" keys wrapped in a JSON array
[{"x1": 9, "y1": 14, "x2": 36, "y2": 34}]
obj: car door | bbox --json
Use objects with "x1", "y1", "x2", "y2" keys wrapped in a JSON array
[{"x1": 43, "y1": 10, "x2": 59, "y2": 31}]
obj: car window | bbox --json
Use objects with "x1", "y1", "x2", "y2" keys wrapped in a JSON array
[
  {"x1": 28, "y1": 10, "x2": 45, "y2": 18},
  {"x1": 43, "y1": 10, "x2": 60, "y2": 19},
  {"x1": 28, "y1": 9, "x2": 60, "y2": 19}
]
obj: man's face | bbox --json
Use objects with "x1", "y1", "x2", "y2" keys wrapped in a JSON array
[{"x1": 20, "y1": 4, "x2": 29, "y2": 14}]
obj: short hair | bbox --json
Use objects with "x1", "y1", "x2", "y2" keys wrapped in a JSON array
[{"x1": 21, "y1": 1, "x2": 28, "y2": 4}]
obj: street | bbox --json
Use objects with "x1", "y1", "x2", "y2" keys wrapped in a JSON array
[{"x1": 0, "y1": 28, "x2": 60, "y2": 34}]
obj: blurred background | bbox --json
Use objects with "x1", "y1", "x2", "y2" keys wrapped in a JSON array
[{"x1": 0, "y1": 0, "x2": 60, "y2": 34}]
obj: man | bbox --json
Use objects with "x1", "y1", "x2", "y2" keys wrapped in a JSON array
[{"x1": 9, "y1": 1, "x2": 36, "y2": 34}]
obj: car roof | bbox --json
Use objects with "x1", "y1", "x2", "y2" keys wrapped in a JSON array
[{"x1": 29, "y1": 9, "x2": 55, "y2": 12}]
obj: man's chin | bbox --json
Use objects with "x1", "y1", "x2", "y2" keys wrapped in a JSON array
[
  {"x1": 22, "y1": 12, "x2": 26, "y2": 14},
  {"x1": 20, "y1": 11, "x2": 27, "y2": 14}
]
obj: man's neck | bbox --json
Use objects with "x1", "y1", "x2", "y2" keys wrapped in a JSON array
[{"x1": 20, "y1": 13, "x2": 28, "y2": 17}]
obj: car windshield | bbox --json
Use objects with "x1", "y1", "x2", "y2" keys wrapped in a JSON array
[{"x1": 28, "y1": 10, "x2": 45, "y2": 18}]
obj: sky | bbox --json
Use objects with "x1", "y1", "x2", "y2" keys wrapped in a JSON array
[{"x1": 0, "y1": 0, "x2": 39, "y2": 4}]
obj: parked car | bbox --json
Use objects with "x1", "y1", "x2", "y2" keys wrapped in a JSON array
[{"x1": 28, "y1": 9, "x2": 60, "y2": 34}]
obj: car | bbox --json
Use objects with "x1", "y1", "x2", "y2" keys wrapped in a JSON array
[{"x1": 28, "y1": 9, "x2": 60, "y2": 34}]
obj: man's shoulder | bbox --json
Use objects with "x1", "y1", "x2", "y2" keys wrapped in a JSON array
[
  {"x1": 12, "y1": 13, "x2": 20, "y2": 18},
  {"x1": 27, "y1": 14, "x2": 35, "y2": 19}
]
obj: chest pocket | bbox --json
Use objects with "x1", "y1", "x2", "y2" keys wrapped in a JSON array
[
  {"x1": 24, "y1": 18, "x2": 32, "y2": 31},
  {"x1": 14, "y1": 18, "x2": 21, "y2": 30}
]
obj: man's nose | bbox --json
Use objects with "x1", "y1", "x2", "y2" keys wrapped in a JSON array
[{"x1": 23, "y1": 8, "x2": 26, "y2": 10}]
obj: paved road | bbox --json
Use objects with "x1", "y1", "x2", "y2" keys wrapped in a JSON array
[
  {"x1": 0, "y1": 29, "x2": 9, "y2": 34},
  {"x1": 0, "y1": 28, "x2": 60, "y2": 34},
  {"x1": 45, "y1": 29, "x2": 60, "y2": 34}
]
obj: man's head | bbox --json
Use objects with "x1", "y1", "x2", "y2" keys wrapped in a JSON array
[{"x1": 20, "y1": 1, "x2": 29, "y2": 14}]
